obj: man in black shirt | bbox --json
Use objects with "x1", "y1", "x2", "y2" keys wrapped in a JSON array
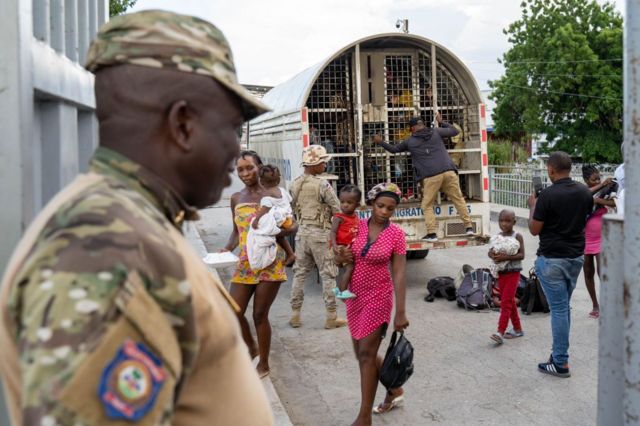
[
  {"x1": 373, "y1": 113, "x2": 473, "y2": 242},
  {"x1": 528, "y1": 151, "x2": 593, "y2": 378}
]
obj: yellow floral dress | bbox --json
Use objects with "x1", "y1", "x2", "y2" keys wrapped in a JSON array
[{"x1": 231, "y1": 203, "x2": 287, "y2": 284}]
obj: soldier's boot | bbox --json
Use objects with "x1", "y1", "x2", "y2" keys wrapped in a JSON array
[
  {"x1": 289, "y1": 309, "x2": 302, "y2": 328},
  {"x1": 324, "y1": 311, "x2": 347, "y2": 329}
]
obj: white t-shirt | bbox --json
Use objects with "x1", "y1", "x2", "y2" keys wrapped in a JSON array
[
  {"x1": 614, "y1": 163, "x2": 625, "y2": 215},
  {"x1": 615, "y1": 163, "x2": 625, "y2": 190}
]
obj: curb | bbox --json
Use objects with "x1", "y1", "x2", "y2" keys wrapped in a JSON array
[{"x1": 184, "y1": 223, "x2": 293, "y2": 426}]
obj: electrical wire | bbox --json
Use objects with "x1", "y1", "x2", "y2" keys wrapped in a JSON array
[
  {"x1": 468, "y1": 58, "x2": 623, "y2": 65},
  {"x1": 500, "y1": 83, "x2": 622, "y2": 101},
  {"x1": 478, "y1": 73, "x2": 621, "y2": 79}
]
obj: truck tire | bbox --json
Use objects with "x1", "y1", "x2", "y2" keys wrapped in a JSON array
[{"x1": 408, "y1": 249, "x2": 429, "y2": 260}]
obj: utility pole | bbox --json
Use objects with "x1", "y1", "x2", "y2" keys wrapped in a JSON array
[{"x1": 598, "y1": 0, "x2": 640, "y2": 424}]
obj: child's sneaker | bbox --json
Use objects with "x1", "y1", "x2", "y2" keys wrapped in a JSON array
[
  {"x1": 336, "y1": 289, "x2": 356, "y2": 300},
  {"x1": 538, "y1": 355, "x2": 571, "y2": 378},
  {"x1": 490, "y1": 332, "x2": 504, "y2": 344}
]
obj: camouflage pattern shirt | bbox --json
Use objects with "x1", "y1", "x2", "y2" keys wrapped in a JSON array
[{"x1": 0, "y1": 148, "x2": 202, "y2": 425}]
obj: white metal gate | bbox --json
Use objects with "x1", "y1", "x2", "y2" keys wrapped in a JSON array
[{"x1": 0, "y1": 1, "x2": 108, "y2": 421}]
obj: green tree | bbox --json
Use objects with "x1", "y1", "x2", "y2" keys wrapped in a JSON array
[
  {"x1": 488, "y1": 139, "x2": 528, "y2": 166},
  {"x1": 110, "y1": 0, "x2": 137, "y2": 17},
  {"x1": 489, "y1": 0, "x2": 623, "y2": 162}
]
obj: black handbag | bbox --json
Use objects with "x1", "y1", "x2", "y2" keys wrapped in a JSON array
[{"x1": 379, "y1": 331, "x2": 414, "y2": 390}]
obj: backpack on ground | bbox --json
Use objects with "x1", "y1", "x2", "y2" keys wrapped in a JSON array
[
  {"x1": 457, "y1": 268, "x2": 494, "y2": 310},
  {"x1": 425, "y1": 276, "x2": 456, "y2": 302},
  {"x1": 520, "y1": 269, "x2": 550, "y2": 315},
  {"x1": 379, "y1": 331, "x2": 414, "y2": 390},
  {"x1": 454, "y1": 264, "x2": 474, "y2": 289}
]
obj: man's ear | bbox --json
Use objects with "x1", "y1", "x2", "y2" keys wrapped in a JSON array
[{"x1": 167, "y1": 100, "x2": 195, "y2": 152}]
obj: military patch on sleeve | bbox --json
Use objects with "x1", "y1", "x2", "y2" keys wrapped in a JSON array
[{"x1": 98, "y1": 339, "x2": 166, "y2": 421}]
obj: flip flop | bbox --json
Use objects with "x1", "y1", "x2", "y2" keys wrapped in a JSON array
[
  {"x1": 589, "y1": 310, "x2": 600, "y2": 319},
  {"x1": 372, "y1": 395, "x2": 404, "y2": 414},
  {"x1": 504, "y1": 330, "x2": 524, "y2": 339}
]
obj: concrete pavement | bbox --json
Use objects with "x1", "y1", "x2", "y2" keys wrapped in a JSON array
[
  {"x1": 194, "y1": 176, "x2": 600, "y2": 425},
  {"x1": 184, "y1": 221, "x2": 293, "y2": 426}
]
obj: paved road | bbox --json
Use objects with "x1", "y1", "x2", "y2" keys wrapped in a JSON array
[{"x1": 196, "y1": 176, "x2": 599, "y2": 426}]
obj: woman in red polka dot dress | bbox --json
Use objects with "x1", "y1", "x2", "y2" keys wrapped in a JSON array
[{"x1": 339, "y1": 182, "x2": 409, "y2": 426}]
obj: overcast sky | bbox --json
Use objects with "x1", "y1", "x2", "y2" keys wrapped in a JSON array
[{"x1": 130, "y1": 0, "x2": 624, "y2": 91}]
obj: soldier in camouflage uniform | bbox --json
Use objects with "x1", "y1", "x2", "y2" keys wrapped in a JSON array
[
  {"x1": 289, "y1": 145, "x2": 347, "y2": 329},
  {"x1": 0, "y1": 10, "x2": 274, "y2": 426}
]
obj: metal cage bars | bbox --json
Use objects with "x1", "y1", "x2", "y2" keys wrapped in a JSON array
[{"x1": 306, "y1": 46, "x2": 475, "y2": 201}]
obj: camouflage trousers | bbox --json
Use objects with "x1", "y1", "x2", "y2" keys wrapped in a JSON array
[{"x1": 290, "y1": 231, "x2": 338, "y2": 312}]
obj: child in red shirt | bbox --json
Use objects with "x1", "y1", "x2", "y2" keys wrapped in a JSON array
[{"x1": 331, "y1": 185, "x2": 361, "y2": 299}]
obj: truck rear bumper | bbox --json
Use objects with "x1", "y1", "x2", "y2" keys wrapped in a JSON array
[{"x1": 406, "y1": 234, "x2": 490, "y2": 251}]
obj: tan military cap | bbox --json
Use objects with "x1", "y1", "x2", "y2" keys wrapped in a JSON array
[
  {"x1": 302, "y1": 145, "x2": 331, "y2": 166},
  {"x1": 85, "y1": 10, "x2": 270, "y2": 121}
]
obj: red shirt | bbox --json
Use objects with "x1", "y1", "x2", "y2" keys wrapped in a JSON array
[{"x1": 334, "y1": 213, "x2": 359, "y2": 246}]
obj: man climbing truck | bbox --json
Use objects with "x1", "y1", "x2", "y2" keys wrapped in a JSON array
[{"x1": 247, "y1": 33, "x2": 490, "y2": 258}]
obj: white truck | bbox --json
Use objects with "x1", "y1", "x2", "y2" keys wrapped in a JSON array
[{"x1": 247, "y1": 33, "x2": 490, "y2": 258}]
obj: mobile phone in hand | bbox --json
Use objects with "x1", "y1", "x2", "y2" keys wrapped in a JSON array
[{"x1": 532, "y1": 176, "x2": 543, "y2": 197}]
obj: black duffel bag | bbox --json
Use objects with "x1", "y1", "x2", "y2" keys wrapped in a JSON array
[
  {"x1": 424, "y1": 276, "x2": 457, "y2": 302},
  {"x1": 379, "y1": 331, "x2": 414, "y2": 390},
  {"x1": 520, "y1": 269, "x2": 550, "y2": 315}
]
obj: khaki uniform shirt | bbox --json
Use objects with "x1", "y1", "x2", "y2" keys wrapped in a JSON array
[
  {"x1": 290, "y1": 174, "x2": 340, "y2": 237},
  {"x1": 0, "y1": 148, "x2": 272, "y2": 425}
]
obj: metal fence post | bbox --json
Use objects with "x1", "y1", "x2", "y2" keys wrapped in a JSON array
[
  {"x1": 598, "y1": 215, "x2": 624, "y2": 425},
  {"x1": 0, "y1": 0, "x2": 34, "y2": 419},
  {"x1": 600, "y1": 1, "x2": 640, "y2": 424},
  {"x1": 488, "y1": 166, "x2": 493, "y2": 203},
  {"x1": 623, "y1": 0, "x2": 640, "y2": 423}
]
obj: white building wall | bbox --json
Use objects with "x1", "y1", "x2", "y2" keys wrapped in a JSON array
[{"x1": 0, "y1": 2, "x2": 108, "y2": 420}]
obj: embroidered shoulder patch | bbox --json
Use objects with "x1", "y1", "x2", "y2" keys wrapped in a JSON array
[{"x1": 98, "y1": 339, "x2": 166, "y2": 421}]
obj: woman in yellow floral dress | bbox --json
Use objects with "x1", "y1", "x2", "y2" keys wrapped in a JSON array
[{"x1": 221, "y1": 151, "x2": 296, "y2": 378}]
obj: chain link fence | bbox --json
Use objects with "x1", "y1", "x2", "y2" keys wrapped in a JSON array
[{"x1": 489, "y1": 164, "x2": 619, "y2": 208}]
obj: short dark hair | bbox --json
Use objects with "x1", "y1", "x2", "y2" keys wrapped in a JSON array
[
  {"x1": 409, "y1": 117, "x2": 424, "y2": 127},
  {"x1": 498, "y1": 209, "x2": 516, "y2": 220},
  {"x1": 581, "y1": 164, "x2": 599, "y2": 181},
  {"x1": 547, "y1": 151, "x2": 572, "y2": 172},
  {"x1": 239, "y1": 150, "x2": 263, "y2": 166},
  {"x1": 259, "y1": 164, "x2": 281, "y2": 186},
  {"x1": 339, "y1": 184, "x2": 362, "y2": 200}
]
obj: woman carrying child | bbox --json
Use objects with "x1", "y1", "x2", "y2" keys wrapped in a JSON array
[
  {"x1": 222, "y1": 151, "x2": 297, "y2": 379},
  {"x1": 581, "y1": 165, "x2": 617, "y2": 319},
  {"x1": 489, "y1": 209, "x2": 525, "y2": 344},
  {"x1": 336, "y1": 182, "x2": 409, "y2": 425}
]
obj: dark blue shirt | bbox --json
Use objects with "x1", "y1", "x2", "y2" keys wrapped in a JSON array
[{"x1": 380, "y1": 123, "x2": 459, "y2": 182}]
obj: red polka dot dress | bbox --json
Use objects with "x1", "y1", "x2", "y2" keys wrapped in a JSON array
[{"x1": 345, "y1": 219, "x2": 406, "y2": 340}]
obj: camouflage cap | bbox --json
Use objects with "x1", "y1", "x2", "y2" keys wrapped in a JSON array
[
  {"x1": 85, "y1": 10, "x2": 270, "y2": 121},
  {"x1": 302, "y1": 145, "x2": 331, "y2": 166}
]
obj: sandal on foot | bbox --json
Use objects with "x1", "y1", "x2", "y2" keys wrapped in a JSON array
[
  {"x1": 490, "y1": 333, "x2": 504, "y2": 344},
  {"x1": 504, "y1": 329, "x2": 524, "y2": 339},
  {"x1": 372, "y1": 395, "x2": 404, "y2": 414},
  {"x1": 589, "y1": 310, "x2": 600, "y2": 319},
  {"x1": 336, "y1": 289, "x2": 356, "y2": 299}
]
